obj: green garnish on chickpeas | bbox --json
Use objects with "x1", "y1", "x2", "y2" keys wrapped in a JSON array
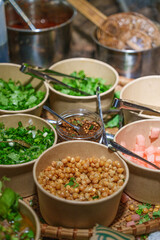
[{"x1": 38, "y1": 155, "x2": 125, "y2": 201}]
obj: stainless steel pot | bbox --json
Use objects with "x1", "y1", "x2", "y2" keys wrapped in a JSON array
[
  {"x1": 5, "y1": 0, "x2": 76, "y2": 67},
  {"x1": 92, "y1": 28, "x2": 160, "y2": 79}
]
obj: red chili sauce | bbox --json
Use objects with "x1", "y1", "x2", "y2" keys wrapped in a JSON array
[{"x1": 6, "y1": 3, "x2": 73, "y2": 30}]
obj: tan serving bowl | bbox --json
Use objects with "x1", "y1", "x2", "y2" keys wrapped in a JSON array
[
  {"x1": 19, "y1": 199, "x2": 41, "y2": 240},
  {"x1": 0, "y1": 114, "x2": 57, "y2": 197},
  {"x1": 114, "y1": 119, "x2": 160, "y2": 204},
  {"x1": 33, "y1": 140, "x2": 129, "y2": 228},
  {"x1": 48, "y1": 58, "x2": 119, "y2": 114},
  {"x1": 0, "y1": 63, "x2": 49, "y2": 116},
  {"x1": 120, "y1": 75, "x2": 160, "y2": 124}
]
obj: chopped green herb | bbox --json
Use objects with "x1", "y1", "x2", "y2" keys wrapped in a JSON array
[
  {"x1": 105, "y1": 114, "x2": 122, "y2": 128},
  {"x1": 0, "y1": 78, "x2": 45, "y2": 111},
  {"x1": 139, "y1": 214, "x2": 151, "y2": 224},
  {"x1": 73, "y1": 183, "x2": 79, "y2": 189},
  {"x1": 89, "y1": 125, "x2": 94, "y2": 130},
  {"x1": 52, "y1": 70, "x2": 112, "y2": 96},
  {"x1": 153, "y1": 210, "x2": 160, "y2": 218},
  {"x1": 136, "y1": 204, "x2": 152, "y2": 215},
  {"x1": 0, "y1": 122, "x2": 55, "y2": 165},
  {"x1": 65, "y1": 177, "x2": 79, "y2": 188},
  {"x1": 114, "y1": 91, "x2": 120, "y2": 99},
  {"x1": 92, "y1": 195, "x2": 99, "y2": 199}
]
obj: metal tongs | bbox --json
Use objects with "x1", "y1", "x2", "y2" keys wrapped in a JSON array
[
  {"x1": 96, "y1": 91, "x2": 160, "y2": 170},
  {"x1": 20, "y1": 63, "x2": 91, "y2": 96},
  {"x1": 113, "y1": 98, "x2": 160, "y2": 115},
  {"x1": 96, "y1": 86, "x2": 108, "y2": 145}
]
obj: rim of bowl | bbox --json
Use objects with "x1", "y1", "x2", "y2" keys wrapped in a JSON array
[
  {"x1": 19, "y1": 199, "x2": 41, "y2": 239},
  {"x1": 6, "y1": 0, "x2": 77, "y2": 33},
  {"x1": 0, "y1": 63, "x2": 49, "y2": 114},
  {"x1": 48, "y1": 57, "x2": 119, "y2": 99},
  {"x1": 56, "y1": 108, "x2": 103, "y2": 140},
  {"x1": 120, "y1": 75, "x2": 160, "y2": 119},
  {"x1": 92, "y1": 28, "x2": 160, "y2": 53},
  {"x1": 0, "y1": 113, "x2": 57, "y2": 168},
  {"x1": 114, "y1": 118, "x2": 160, "y2": 173},
  {"x1": 33, "y1": 140, "x2": 129, "y2": 205}
]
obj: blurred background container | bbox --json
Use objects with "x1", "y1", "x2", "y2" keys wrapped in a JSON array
[
  {"x1": 0, "y1": 0, "x2": 9, "y2": 62},
  {"x1": 5, "y1": 0, "x2": 76, "y2": 67}
]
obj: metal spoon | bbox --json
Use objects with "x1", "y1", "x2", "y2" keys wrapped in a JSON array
[
  {"x1": 8, "y1": 0, "x2": 36, "y2": 31},
  {"x1": 0, "y1": 140, "x2": 30, "y2": 148},
  {"x1": 108, "y1": 139, "x2": 160, "y2": 170},
  {"x1": 43, "y1": 105, "x2": 85, "y2": 135}
]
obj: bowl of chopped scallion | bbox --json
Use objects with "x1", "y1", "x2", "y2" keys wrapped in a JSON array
[
  {"x1": 0, "y1": 63, "x2": 49, "y2": 116},
  {"x1": 0, "y1": 114, "x2": 57, "y2": 197},
  {"x1": 48, "y1": 58, "x2": 119, "y2": 114}
]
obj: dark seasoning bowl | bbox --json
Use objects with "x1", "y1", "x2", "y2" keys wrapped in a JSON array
[
  {"x1": 56, "y1": 108, "x2": 103, "y2": 142},
  {"x1": 5, "y1": 0, "x2": 76, "y2": 67}
]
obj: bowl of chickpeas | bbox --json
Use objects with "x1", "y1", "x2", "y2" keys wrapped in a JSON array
[{"x1": 33, "y1": 140, "x2": 129, "y2": 228}]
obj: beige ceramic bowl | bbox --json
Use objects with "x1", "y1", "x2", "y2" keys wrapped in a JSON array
[
  {"x1": 120, "y1": 75, "x2": 160, "y2": 124},
  {"x1": 115, "y1": 119, "x2": 160, "y2": 204},
  {"x1": 33, "y1": 140, "x2": 129, "y2": 228},
  {"x1": 0, "y1": 114, "x2": 57, "y2": 197},
  {"x1": 19, "y1": 199, "x2": 41, "y2": 239},
  {"x1": 48, "y1": 58, "x2": 119, "y2": 114},
  {"x1": 0, "y1": 63, "x2": 49, "y2": 116}
]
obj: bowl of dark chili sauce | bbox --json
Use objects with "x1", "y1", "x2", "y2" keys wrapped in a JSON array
[{"x1": 56, "y1": 108, "x2": 103, "y2": 142}]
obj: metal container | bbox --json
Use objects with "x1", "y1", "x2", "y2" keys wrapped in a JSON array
[
  {"x1": 92, "y1": 28, "x2": 160, "y2": 79},
  {"x1": 5, "y1": 0, "x2": 76, "y2": 67}
]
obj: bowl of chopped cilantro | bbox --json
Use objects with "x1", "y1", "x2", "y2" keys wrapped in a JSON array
[
  {"x1": 48, "y1": 58, "x2": 119, "y2": 114},
  {"x1": 0, "y1": 177, "x2": 41, "y2": 240},
  {"x1": 0, "y1": 114, "x2": 57, "y2": 197},
  {"x1": 0, "y1": 63, "x2": 49, "y2": 116}
]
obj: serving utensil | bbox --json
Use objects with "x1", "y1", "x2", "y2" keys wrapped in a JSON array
[
  {"x1": 8, "y1": 0, "x2": 36, "y2": 31},
  {"x1": 96, "y1": 86, "x2": 108, "y2": 145},
  {"x1": 20, "y1": 63, "x2": 91, "y2": 96},
  {"x1": 108, "y1": 139, "x2": 160, "y2": 170},
  {"x1": 67, "y1": 0, "x2": 107, "y2": 33},
  {"x1": 98, "y1": 97, "x2": 160, "y2": 170},
  {"x1": 21, "y1": 63, "x2": 89, "y2": 81},
  {"x1": 43, "y1": 105, "x2": 85, "y2": 135},
  {"x1": 0, "y1": 140, "x2": 30, "y2": 148},
  {"x1": 113, "y1": 98, "x2": 160, "y2": 115}
]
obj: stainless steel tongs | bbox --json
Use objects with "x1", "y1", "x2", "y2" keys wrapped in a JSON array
[
  {"x1": 96, "y1": 93, "x2": 160, "y2": 170},
  {"x1": 20, "y1": 63, "x2": 92, "y2": 96},
  {"x1": 113, "y1": 98, "x2": 160, "y2": 115}
]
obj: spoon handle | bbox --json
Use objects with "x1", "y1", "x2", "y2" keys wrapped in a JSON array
[
  {"x1": 8, "y1": 0, "x2": 36, "y2": 31},
  {"x1": 67, "y1": 0, "x2": 107, "y2": 28},
  {"x1": 109, "y1": 140, "x2": 160, "y2": 170},
  {"x1": 43, "y1": 105, "x2": 79, "y2": 130}
]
